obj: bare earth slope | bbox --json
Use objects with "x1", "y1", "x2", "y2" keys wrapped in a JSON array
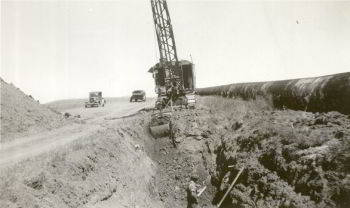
[
  {"x1": 0, "y1": 116, "x2": 162, "y2": 208},
  {"x1": 0, "y1": 97, "x2": 156, "y2": 207},
  {"x1": 1, "y1": 95, "x2": 349, "y2": 208},
  {"x1": 0, "y1": 78, "x2": 66, "y2": 142}
]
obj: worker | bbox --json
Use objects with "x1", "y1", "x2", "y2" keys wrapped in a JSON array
[{"x1": 187, "y1": 180, "x2": 200, "y2": 208}]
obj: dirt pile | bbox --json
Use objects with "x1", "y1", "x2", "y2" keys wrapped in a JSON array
[
  {"x1": 0, "y1": 78, "x2": 66, "y2": 142},
  {"x1": 150, "y1": 96, "x2": 350, "y2": 208},
  {"x1": 197, "y1": 72, "x2": 350, "y2": 114}
]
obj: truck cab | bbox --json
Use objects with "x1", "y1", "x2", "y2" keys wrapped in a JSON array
[
  {"x1": 85, "y1": 91, "x2": 106, "y2": 108},
  {"x1": 130, "y1": 90, "x2": 146, "y2": 102}
]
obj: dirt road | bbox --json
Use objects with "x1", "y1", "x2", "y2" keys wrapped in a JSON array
[{"x1": 0, "y1": 99, "x2": 153, "y2": 167}]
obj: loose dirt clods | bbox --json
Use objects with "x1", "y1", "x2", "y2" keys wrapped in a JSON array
[
  {"x1": 0, "y1": 122, "x2": 163, "y2": 208},
  {"x1": 0, "y1": 90, "x2": 349, "y2": 207},
  {"x1": 148, "y1": 96, "x2": 350, "y2": 208}
]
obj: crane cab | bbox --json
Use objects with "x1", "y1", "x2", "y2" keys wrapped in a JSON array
[{"x1": 148, "y1": 60, "x2": 196, "y2": 108}]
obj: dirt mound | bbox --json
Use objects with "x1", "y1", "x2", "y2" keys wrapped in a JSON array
[
  {"x1": 0, "y1": 78, "x2": 66, "y2": 142},
  {"x1": 149, "y1": 96, "x2": 350, "y2": 208}
]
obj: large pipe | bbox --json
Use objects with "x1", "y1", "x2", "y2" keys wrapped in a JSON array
[{"x1": 197, "y1": 72, "x2": 350, "y2": 115}]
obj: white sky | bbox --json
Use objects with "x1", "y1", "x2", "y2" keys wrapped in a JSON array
[{"x1": 1, "y1": 0, "x2": 350, "y2": 103}]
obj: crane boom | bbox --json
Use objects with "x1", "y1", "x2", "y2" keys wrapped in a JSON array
[
  {"x1": 150, "y1": 0, "x2": 183, "y2": 106},
  {"x1": 150, "y1": 0, "x2": 178, "y2": 64},
  {"x1": 149, "y1": 0, "x2": 196, "y2": 110}
]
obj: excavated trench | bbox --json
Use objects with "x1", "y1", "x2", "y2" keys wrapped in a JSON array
[
  {"x1": 141, "y1": 96, "x2": 350, "y2": 208},
  {"x1": 1, "y1": 96, "x2": 349, "y2": 208}
]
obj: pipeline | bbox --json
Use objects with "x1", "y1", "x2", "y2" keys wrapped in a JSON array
[{"x1": 197, "y1": 72, "x2": 350, "y2": 115}]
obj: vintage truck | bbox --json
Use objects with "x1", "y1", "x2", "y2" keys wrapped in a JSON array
[
  {"x1": 130, "y1": 90, "x2": 146, "y2": 102},
  {"x1": 85, "y1": 91, "x2": 106, "y2": 108}
]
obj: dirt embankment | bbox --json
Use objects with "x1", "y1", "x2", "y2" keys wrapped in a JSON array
[
  {"x1": 0, "y1": 78, "x2": 67, "y2": 142},
  {"x1": 0, "y1": 116, "x2": 162, "y2": 208},
  {"x1": 0, "y1": 78, "x2": 157, "y2": 208},
  {"x1": 197, "y1": 72, "x2": 350, "y2": 114}
]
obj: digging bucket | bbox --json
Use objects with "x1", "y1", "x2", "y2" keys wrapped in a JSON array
[{"x1": 149, "y1": 111, "x2": 172, "y2": 138}]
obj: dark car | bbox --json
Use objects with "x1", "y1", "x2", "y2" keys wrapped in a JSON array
[{"x1": 130, "y1": 90, "x2": 146, "y2": 102}]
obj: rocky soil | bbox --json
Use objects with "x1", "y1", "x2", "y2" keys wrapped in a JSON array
[
  {"x1": 1, "y1": 93, "x2": 349, "y2": 208},
  {"x1": 151, "y1": 96, "x2": 350, "y2": 208}
]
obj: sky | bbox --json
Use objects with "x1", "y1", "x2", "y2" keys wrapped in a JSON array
[{"x1": 1, "y1": 0, "x2": 350, "y2": 103}]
